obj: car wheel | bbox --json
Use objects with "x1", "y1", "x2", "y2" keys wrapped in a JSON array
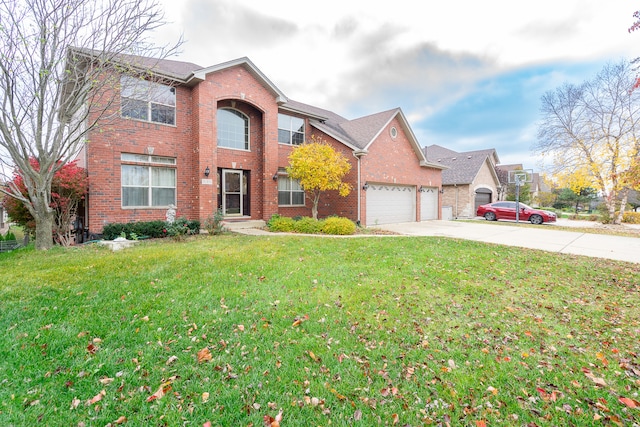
[
  {"x1": 530, "y1": 214, "x2": 543, "y2": 225},
  {"x1": 484, "y1": 212, "x2": 496, "y2": 221}
]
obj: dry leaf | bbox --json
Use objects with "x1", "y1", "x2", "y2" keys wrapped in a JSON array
[
  {"x1": 202, "y1": 392, "x2": 210, "y2": 403},
  {"x1": 354, "y1": 409, "x2": 362, "y2": 420},
  {"x1": 476, "y1": 421, "x2": 487, "y2": 427},
  {"x1": 70, "y1": 397, "x2": 81, "y2": 410},
  {"x1": 619, "y1": 396, "x2": 640, "y2": 408},
  {"x1": 99, "y1": 377, "x2": 114, "y2": 385},
  {"x1": 166, "y1": 355, "x2": 178, "y2": 365},
  {"x1": 146, "y1": 381, "x2": 172, "y2": 402},
  {"x1": 87, "y1": 390, "x2": 106, "y2": 405},
  {"x1": 113, "y1": 416, "x2": 127, "y2": 424},
  {"x1": 197, "y1": 348, "x2": 212, "y2": 363}
]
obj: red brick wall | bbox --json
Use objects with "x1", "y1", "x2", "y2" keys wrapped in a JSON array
[
  {"x1": 360, "y1": 118, "x2": 442, "y2": 225},
  {"x1": 84, "y1": 64, "x2": 441, "y2": 233}
]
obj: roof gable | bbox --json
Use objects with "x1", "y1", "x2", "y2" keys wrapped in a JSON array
[
  {"x1": 190, "y1": 57, "x2": 288, "y2": 103},
  {"x1": 425, "y1": 144, "x2": 499, "y2": 185}
]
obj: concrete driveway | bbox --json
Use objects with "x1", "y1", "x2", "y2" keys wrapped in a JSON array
[{"x1": 377, "y1": 219, "x2": 640, "y2": 263}]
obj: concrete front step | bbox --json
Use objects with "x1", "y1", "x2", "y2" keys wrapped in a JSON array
[{"x1": 222, "y1": 220, "x2": 266, "y2": 230}]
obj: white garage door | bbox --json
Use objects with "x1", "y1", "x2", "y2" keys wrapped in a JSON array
[
  {"x1": 420, "y1": 187, "x2": 438, "y2": 220},
  {"x1": 366, "y1": 184, "x2": 415, "y2": 225}
]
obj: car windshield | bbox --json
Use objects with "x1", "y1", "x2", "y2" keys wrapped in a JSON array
[{"x1": 518, "y1": 203, "x2": 533, "y2": 210}]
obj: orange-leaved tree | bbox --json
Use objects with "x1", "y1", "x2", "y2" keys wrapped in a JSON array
[{"x1": 286, "y1": 136, "x2": 352, "y2": 220}]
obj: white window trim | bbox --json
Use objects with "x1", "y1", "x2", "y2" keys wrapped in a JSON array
[
  {"x1": 217, "y1": 107, "x2": 250, "y2": 151},
  {"x1": 277, "y1": 113, "x2": 305, "y2": 146},
  {"x1": 277, "y1": 173, "x2": 306, "y2": 207},
  {"x1": 120, "y1": 76, "x2": 176, "y2": 126},
  {"x1": 121, "y1": 154, "x2": 177, "y2": 209}
]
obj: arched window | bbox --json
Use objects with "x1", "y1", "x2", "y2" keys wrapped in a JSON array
[{"x1": 217, "y1": 108, "x2": 249, "y2": 150}]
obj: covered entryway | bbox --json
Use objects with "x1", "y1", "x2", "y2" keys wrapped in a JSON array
[
  {"x1": 420, "y1": 187, "x2": 439, "y2": 220},
  {"x1": 474, "y1": 188, "x2": 492, "y2": 212},
  {"x1": 366, "y1": 184, "x2": 415, "y2": 225},
  {"x1": 219, "y1": 169, "x2": 250, "y2": 216}
]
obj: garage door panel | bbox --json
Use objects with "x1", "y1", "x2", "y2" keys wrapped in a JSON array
[
  {"x1": 420, "y1": 187, "x2": 438, "y2": 220},
  {"x1": 366, "y1": 184, "x2": 415, "y2": 225}
]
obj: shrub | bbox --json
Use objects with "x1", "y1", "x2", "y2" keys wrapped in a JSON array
[
  {"x1": 4, "y1": 231, "x2": 16, "y2": 241},
  {"x1": 102, "y1": 218, "x2": 199, "y2": 240},
  {"x1": 622, "y1": 211, "x2": 640, "y2": 224},
  {"x1": 267, "y1": 215, "x2": 295, "y2": 232},
  {"x1": 165, "y1": 217, "x2": 200, "y2": 239},
  {"x1": 293, "y1": 217, "x2": 322, "y2": 234},
  {"x1": 321, "y1": 216, "x2": 356, "y2": 235},
  {"x1": 0, "y1": 232, "x2": 3, "y2": 241},
  {"x1": 203, "y1": 209, "x2": 226, "y2": 235}
]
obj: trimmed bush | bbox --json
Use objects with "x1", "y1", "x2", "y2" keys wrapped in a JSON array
[
  {"x1": 102, "y1": 218, "x2": 199, "y2": 240},
  {"x1": 622, "y1": 211, "x2": 640, "y2": 224},
  {"x1": 321, "y1": 216, "x2": 356, "y2": 235},
  {"x1": 267, "y1": 215, "x2": 295, "y2": 232},
  {"x1": 293, "y1": 217, "x2": 322, "y2": 234},
  {"x1": 203, "y1": 209, "x2": 226, "y2": 235},
  {"x1": 4, "y1": 231, "x2": 16, "y2": 241}
]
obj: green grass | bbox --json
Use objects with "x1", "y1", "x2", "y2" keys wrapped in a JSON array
[{"x1": 0, "y1": 235, "x2": 638, "y2": 426}]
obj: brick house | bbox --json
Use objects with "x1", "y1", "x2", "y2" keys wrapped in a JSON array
[
  {"x1": 425, "y1": 145, "x2": 501, "y2": 219},
  {"x1": 77, "y1": 54, "x2": 445, "y2": 234}
]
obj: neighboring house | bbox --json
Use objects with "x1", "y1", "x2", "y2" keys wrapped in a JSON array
[
  {"x1": 76, "y1": 53, "x2": 445, "y2": 234},
  {"x1": 424, "y1": 145, "x2": 501, "y2": 219}
]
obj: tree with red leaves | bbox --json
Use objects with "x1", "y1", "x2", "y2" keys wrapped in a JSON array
[{"x1": 3, "y1": 160, "x2": 87, "y2": 246}]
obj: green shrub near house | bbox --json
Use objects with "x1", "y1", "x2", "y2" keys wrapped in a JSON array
[
  {"x1": 267, "y1": 215, "x2": 356, "y2": 235},
  {"x1": 102, "y1": 218, "x2": 200, "y2": 240}
]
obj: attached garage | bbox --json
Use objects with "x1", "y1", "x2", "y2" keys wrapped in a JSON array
[
  {"x1": 420, "y1": 187, "x2": 439, "y2": 220},
  {"x1": 366, "y1": 184, "x2": 415, "y2": 225},
  {"x1": 474, "y1": 188, "x2": 492, "y2": 213}
]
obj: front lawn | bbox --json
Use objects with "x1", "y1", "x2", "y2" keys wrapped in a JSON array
[{"x1": 0, "y1": 235, "x2": 638, "y2": 426}]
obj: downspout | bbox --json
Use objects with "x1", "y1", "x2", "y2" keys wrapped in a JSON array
[
  {"x1": 454, "y1": 184, "x2": 458, "y2": 219},
  {"x1": 353, "y1": 150, "x2": 368, "y2": 226}
]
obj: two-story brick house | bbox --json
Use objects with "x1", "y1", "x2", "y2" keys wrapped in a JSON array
[{"x1": 77, "y1": 53, "x2": 445, "y2": 234}]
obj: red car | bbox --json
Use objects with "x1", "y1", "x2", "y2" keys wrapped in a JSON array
[{"x1": 476, "y1": 201, "x2": 557, "y2": 224}]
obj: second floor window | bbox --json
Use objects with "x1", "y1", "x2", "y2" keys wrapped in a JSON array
[
  {"x1": 218, "y1": 108, "x2": 249, "y2": 150},
  {"x1": 278, "y1": 114, "x2": 305, "y2": 145},
  {"x1": 121, "y1": 76, "x2": 176, "y2": 125}
]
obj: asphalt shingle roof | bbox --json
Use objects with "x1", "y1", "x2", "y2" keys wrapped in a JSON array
[{"x1": 425, "y1": 144, "x2": 499, "y2": 185}]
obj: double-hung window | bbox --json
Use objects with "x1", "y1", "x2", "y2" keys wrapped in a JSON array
[
  {"x1": 217, "y1": 108, "x2": 249, "y2": 150},
  {"x1": 121, "y1": 76, "x2": 176, "y2": 125},
  {"x1": 278, "y1": 173, "x2": 305, "y2": 206},
  {"x1": 121, "y1": 154, "x2": 176, "y2": 207},
  {"x1": 278, "y1": 114, "x2": 305, "y2": 145}
]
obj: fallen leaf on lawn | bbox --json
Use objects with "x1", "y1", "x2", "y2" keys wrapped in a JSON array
[
  {"x1": 583, "y1": 370, "x2": 607, "y2": 387},
  {"x1": 307, "y1": 350, "x2": 320, "y2": 362},
  {"x1": 166, "y1": 355, "x2": 178, "y2": 365},
  {"x1": 202, "y1": 392, "x2": 210, "y2": 403},
  {"x1": 237, "y1": 324, "x2": 245, "y2": 332},
  {"x1": 263, "y1": 409, "x2": 283, "y2": 427},
  {"x1": 354, "y1": 409, "x2": 362, "y2": 420},
  {"x1": 203, "y1": 422, "x2": 212, "y2": 427},
  {"x1": 391, "y1": 413, "x2": 399, "y2": 424},
  {"x1": 476, "y1": 421, "x2": 487, "y2": 427},
  {"x1": 86, "y1": 343, "x2": 97, "y2": 354},
  {"x1": 197, "y1": 348, "x2": 212, "y2": 363},
  {"x1": 99, "y1": 377, "x2": 114, "y2": 385},
  {"x1": 146, "y1": 381, "x2": 172, "y2": 402},
  {"x1": 70, "y1": 397, "x2": 81, "y2": 410},
  {"x1": 448, "y1": 359, "x2": 456, "y2": 369},
  {"x1": 87, "y1": 390, "x2": 106, "y2": 405},
  {"x1": 487, "y1": 386, "x2": 498, "y2": 395},
  {"x1": 619, "y1": 396, "x2": 640, "y2": 408},
  {"x1": 113, "y1": 416, "x2": 127, "y2": 424},
  {"x1": 292, "y1": 314, "x2": 309, "y2": 327}
]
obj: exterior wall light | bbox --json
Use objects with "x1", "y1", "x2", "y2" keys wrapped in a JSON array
[
  {"x1": 362, "y1": 182, "x2": 369, "y2": 190},
  {"x1": 204, "y1": 166, "x2": 210, "y2": 177}
]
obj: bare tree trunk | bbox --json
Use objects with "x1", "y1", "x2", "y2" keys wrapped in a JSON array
[{"x1": 34, "y1": 209, "x2": 54, "y2": 250}]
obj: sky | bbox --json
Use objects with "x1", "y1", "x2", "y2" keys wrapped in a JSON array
[{"x1": 153, "y1": 0, "x2": 640, "y2": 171}]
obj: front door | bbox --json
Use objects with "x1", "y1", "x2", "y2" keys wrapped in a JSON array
[{"x1": 222, "y1": 169, "x2": 243, "y2": 216}]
